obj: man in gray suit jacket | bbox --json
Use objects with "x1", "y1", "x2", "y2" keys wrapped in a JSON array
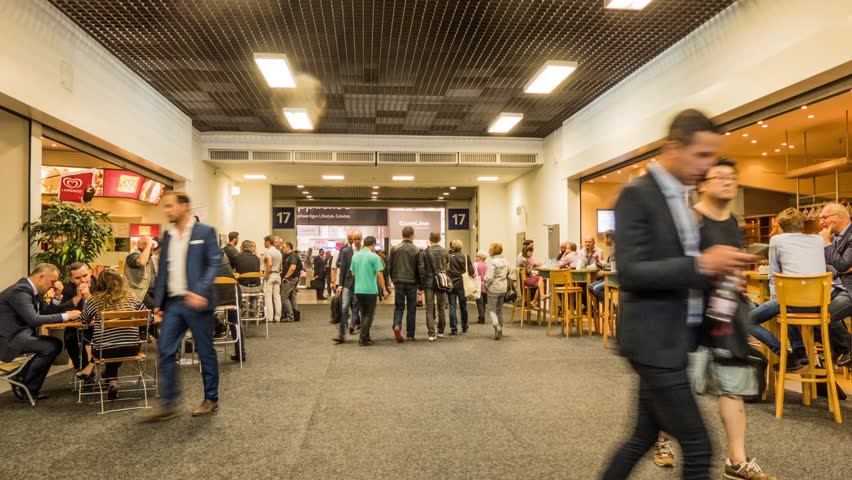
[
  {"x1": 0, "y1": 264, "x2": 81, "y2": 401},
  {"x1": 601, "y1": 110, "x2": 755, "y2": 480}
]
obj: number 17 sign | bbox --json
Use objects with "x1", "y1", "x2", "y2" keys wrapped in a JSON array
[
  {"x1": 272, "y1": 207, "x2": 295, "y2": 229},
  {"x1": 448, "y1": 208, "x2": 469, "y2": 230}
]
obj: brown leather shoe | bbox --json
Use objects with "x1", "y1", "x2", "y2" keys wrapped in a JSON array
[
  {"x1": 139, "y1": 405, "x2": 180, "y2": 423},
  {"x1": 191, "y1": 399, "x2": 219, "y2": 417}
]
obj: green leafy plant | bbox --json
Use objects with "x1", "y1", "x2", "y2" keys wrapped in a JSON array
[{"x1": 22, "y1": 201, "x2": 113, "y2": 279}]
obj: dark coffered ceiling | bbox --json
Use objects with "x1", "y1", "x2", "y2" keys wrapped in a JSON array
[{"x1": 49, "y1": 0, "x2": 736, "y2": 137}]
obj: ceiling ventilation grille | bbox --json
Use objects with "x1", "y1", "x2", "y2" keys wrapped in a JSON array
[
  {"x1": 419, "y1": 153, "x2": 458, "y2": 164},
  {"x1": 293, "y1": 151, "x2": 334, "y2": 163},
  {"x1": 251, "y1": 150, "x2": 291, "y2": 162},
  {"x1": 335, "y1": 151, "x2": 376, "y2": 164},
  {"x1": 377, "y1": 152, "x2": 417, "y2": 164},
  {"x1": 459, "y1": 153, "x2": 499, "y2": 165},
  {"x1": 209, "y1": 149, "x2": 250, "y2": 161},
  {"x1": 499, "y1": 153, "x2": 538, "y2": 165}
]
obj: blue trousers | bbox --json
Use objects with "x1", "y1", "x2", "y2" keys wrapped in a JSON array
[
  {"x1": 447, "y1": 288, "x2": 468, "y2": 332},
  {"x1": 339, "y1": 287, "x2": 361, "y2": 337},
  {"x1": 750, "y1": 291, "x2": 852, "y2": 355},
  {"x1": 393, "y1": 283, "x2": 418, "y2": 338},
  {"x1": 158, "y1": 299, "x2": 219, "y2": 405}
]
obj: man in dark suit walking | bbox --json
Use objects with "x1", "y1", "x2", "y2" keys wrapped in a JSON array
[
  {"x1": 0, "y1": 264, "x2": 81, "y2": 402},
  {"x1": 601, "y1": 110, "x2": 755, "y2": 480},
  {"x1": 144, "y1": 191, "x2": 222, "y2": 421}
]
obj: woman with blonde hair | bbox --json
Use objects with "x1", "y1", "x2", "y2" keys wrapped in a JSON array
[
  {"x1": 80, "y1": 269, "x2": 146, "y2": 401},
  {"x1": 485, "y1": 243, "x2": 509, "y2": 339}
]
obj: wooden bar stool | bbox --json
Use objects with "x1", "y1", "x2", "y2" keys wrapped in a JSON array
[
  {"x1": 548, "y1": 270, "x2": 583, "y2": 336},
  {"x1": 602, "y1": 273, "x2": 619, "y2": 348},
  {"x1": 511, "y1": 268, "x2": 542, "y2": 328},
  {"x1": 774, "y1": 273, "x2": 842, "y2": 423}
]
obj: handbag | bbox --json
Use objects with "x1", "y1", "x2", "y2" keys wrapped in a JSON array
[
  {"x1": 701, "y1": 290, "x2": 752, "y2": 361},
  {"x1": 425, "y1": 249, "x2": 453, "y2": 292},
  {"x1": 504, "y1": 275, "x2": 518, "y2": 303},
  {"x1": 462, "y1": 255, "x2": 480, "y2": 299}
]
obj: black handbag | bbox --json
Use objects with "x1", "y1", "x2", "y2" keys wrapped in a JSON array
[
  {"x1": 504, "y1": 276, "x2": 518, "y2": 303},
  {"x1": 424, "y1": 249, "x2": 452, "y2": 292},
  {"x1": 702, "y1": 293, "x2": 751, "y2": 361}
]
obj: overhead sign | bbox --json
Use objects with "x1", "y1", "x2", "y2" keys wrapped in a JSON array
[
  {"x1": 58, "y1": 169, "x2": 96, "y2": 203},
  {"x1": 297, "y1": 207, "x2": 388, "y2": 226},
  {"x1": 448, "y1": 208, "x2": 470, "y2": 230},
  {"x1": 103, "y1": 169, "x2": 144, "y2": 199},
  {"x1": 130, "y1": 224, "x2": 161, "y2": 238},
  {"x1": 273, "y1": 207, "x2": 296, "y2": 229}
]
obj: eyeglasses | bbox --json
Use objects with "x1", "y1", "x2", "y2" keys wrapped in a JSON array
[
  {"x1": 818, "y1": 213, "x2": 839, "y2": 221},
  {"x1": 705, "y1": 175, "x2": 738, "y2": 182}
]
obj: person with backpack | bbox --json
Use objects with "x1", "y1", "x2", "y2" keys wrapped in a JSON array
[
  {"x1": 280, "y1": 242, "x2": 301, "y2": 322},
  {"x1": 418, "y1": 232, "x2": 450, "y2": 342}
]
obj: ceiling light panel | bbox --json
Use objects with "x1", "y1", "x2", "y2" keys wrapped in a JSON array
[
  {"x1": 243, "y1": 174, "x2": 266, "y2": 180},
  {"x1": 392, "y1": 176, "x2": 415, "y2": 181},
  {"x1": 488, "y1": 113, "x2": 523, "y2": 134},
  {"x1": 525, "y1": 61, "x2": 577, "y2": 94},
  {"x1": 283, "y1": 108, "x2": 313, "y2": 130},
  {"x1": 605, "y1": 0, "x2": 654, "y2": 10},
  {"x1": 254, "y1": 53, "x2": 296, "y2": 88}
]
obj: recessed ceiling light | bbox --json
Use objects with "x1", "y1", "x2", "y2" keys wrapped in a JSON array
[
  {"x1": 253, "y1": 53, "x2": 296, "y2": 88},
  {"x1": 443, "y1": 192, "x2": 450, "y2": 195},
  {"x1": 590, "y1": 180, "x2": 595, "y2": 183},
  {"x1": 244, "y1": 174, "x2": 267, "y2": 180},
  {"x1": 762, "y1": 124, "x2": 769, "y2": 128},
  {"x1": 757, "y1": 121, "x2": 764, "y2": 125},
  {"x1": 788, "y1": 145, "x2": 795, "y2": 149},
  {"x1": 774, "y1": 149, "x2": 781, "y2": 152},
  {"x1": 801, "y1": 105, "x2": 808, "y2": 110},
  {"x1": 751, "y1": 140, "x2": 757, "y2": 144},
  {"x1": 725, "y1": 132, "x2": 731, "y2": 136},
  {"x1": 488, "y1": 113, "x2": 523, "y2": 134},
  {"x1": 393, "y1": 176, "x2": 415, "y2": 181},
  {"x1": 762, "y1": 152, "x2": 767, "y2": 156},
  {"x1": 742, "y1": 133, "x2": 749, "y2": 137},
  {"x1": 438, "y1": 197, "x2": 444, "y2": 200},
  {"x1": 781, "y1": 143, "x2": 787, "y2": 146},
  {"x1": 602, "y1": 176, "x2": 608, "y2": 179},
  {"x1": 372, "y1": 186, "x2": 379, "y2": 189},
  {"x1": 605, "y1": 0, "x2": 654, "y2": 10},
  {"x1": 296, "y1": 185, "x2": 304, "y2": 188},
  {"x1": 283, "y1": 108, "x2": 313, "y2": 130},
  {"x1": 51, "y1": 144, "x2": 57, "y2": 147},
  {"x1": 322, "y1": 175, "x2": 345, "y2": 180},
  {"x1": 651, "y1": 158, "x2": 657, "y2": 162},
  {"x1": 807, "y1": 115, "x2": 815, "y2": 119},
  {"x1": 306, "y1": 195, "x2": 312, "y2": 199},
  {"x1": 524, "y1": 60, "x2": 578, "y2": 94},
  {"x1": 617, "y1": 171, "x2": 622, "y2": 174},
  {"x1": 302, "y1": 191, "x2": 310, "y2": 194},
  {"x1": 477, "y1": 176, "x2": 499, "y2": 181},
  {"x1": 449, "y1": 186, "x2": 457, "y2": 190},
  {"x1": 632, "y1": 164, "x2": 639, "y2": 168}
]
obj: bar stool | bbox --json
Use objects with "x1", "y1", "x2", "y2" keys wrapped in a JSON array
[
  {"x1": 511, "y1": 267, "x2": 542, "y2": 328},
  {"x1": 238, "y1": 272, "x2": 267, "y2": 339},
  {"x1": 602, "y1": 275, "x2": 619, "y2": 348},
  {"x1": 213, "y1": 277, "x2": 243, "y2": 370},
  {"x1": 548, "y1": 270, "x2": 583, "y2": 336},
  {"x1": 774, "y1": 272, "x2": 842, "y2": 423}
]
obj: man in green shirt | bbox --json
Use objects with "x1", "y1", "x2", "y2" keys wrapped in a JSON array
[{"x1": 350, "y1": 236, "x2": 389, "y2": 346}]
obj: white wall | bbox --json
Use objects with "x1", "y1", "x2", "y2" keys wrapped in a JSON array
[
  {"x1": 0, "y1": 110, "x2": 30, "y2": 285},
  {"x1": 477, "y1": 183, "x2": 511, "y2": 259},
  {"x1": 508, "y1": 0, "x2": 852, "y2": 245},
  {"x1": 233, "y1": 183, "x2": 272, "y2": 250},
  {"x1": 0, "y1": 0, "x2": 194, "y2": 180}
]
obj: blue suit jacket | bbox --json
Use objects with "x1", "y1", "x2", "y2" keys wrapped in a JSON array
[{"x1": 153, "y1": 222, "x2": 222, "y2": 311}]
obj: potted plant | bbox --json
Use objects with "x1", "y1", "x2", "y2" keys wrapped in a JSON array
[{"x1": 22, "y1": 201, "x2": 113, "y2": 279}]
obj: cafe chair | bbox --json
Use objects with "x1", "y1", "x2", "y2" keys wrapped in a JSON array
[
  {"x1": 83, "y1": 310, "x2": 155, "y2": 414},
  {"x1": 0, "y1": 353, "x2": 36, "y2": 406},
  {"x1": 214, "y1": 277, "x2": 243, "y2": 370},
  {"x1": 511, "y1": 267, "x2": 542, "y2": 328},
  {"x1": 548, "y1": 270, "x2": 583, "y2": 337},
  {"x1": 774, "y1": 273, "x2": 842, "y2": 424},
  {"x1": 238, "y1": 272, "x2": 267, "y2": 339}
]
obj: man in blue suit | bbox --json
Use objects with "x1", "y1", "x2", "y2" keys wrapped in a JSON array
[{"x1": 143, "y1": 191, "x2": 222, "y2": 421}]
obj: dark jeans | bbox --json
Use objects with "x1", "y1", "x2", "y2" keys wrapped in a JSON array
[
  {"x1": 64, "y1": 326, "x2": 91, "y2": 371},
  {"x1": 339, "y1": 287, "x2": 362, "y2": 337},
  {"x1": 447, "y1": 288, "x2": 468, "y2": 332},
  {"x1": 590, "y1": 280, "x2": 605, "y2": 303},
  {"x1": 158, "y1": 298, "x2": 219, "y2": 405},
  {"x1": 476, "y1": 293, "x2": 486, "y2": 321},
  {"x1": 99, "y1": 345, "x2": 141, "y2": 380},
  {"x1": 393, "y1": 283, "x2": 418, "y2": 338},
  {"x1": 750, "y1": 290, "x2": 852, "y2": 355},
  {"x1": 14, "y1": 333, "x2": 62, "y2": 394},
  {"x1": 602, "y1": 362, "x2": 712, "y2": 480},
  {"x1": 356, "y1": 294, "x2": 378, "y2": 341}
]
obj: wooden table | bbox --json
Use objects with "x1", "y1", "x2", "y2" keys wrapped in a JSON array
[
  {"x1": 601, "y1": 271, "x2": 619, "y2": 347},
  {"x1": 40, "y1": 321, "x2": 83, "y2": 336}
]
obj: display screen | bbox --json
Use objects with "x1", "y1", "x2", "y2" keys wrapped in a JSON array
[
  {"x1": 103, "y1": 169, "x2": 143, "y2": 199},
  {"x1": 597, "y1": 209, "x2": 615, "y2": 233}
]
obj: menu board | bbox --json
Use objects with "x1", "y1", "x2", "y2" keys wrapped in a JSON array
[
  {"x1": 103, "y1": 170, "x2": 143, "y2": 199},
  {"x1": 41, "y1": 167, "x2": 166, "y2": 204}
]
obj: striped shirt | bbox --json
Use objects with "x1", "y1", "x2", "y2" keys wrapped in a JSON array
[{"x1": 81, "y1": 294, "x2": 145, "y2": 351}]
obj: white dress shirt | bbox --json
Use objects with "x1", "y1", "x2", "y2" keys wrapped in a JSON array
[{"x1": 167, "y1": 217, "x2": 195, "y2": 297}]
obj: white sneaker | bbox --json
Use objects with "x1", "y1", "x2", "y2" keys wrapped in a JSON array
[
  {"x1": 428, "y1": 335, "x2": 436, "y2": 342},
  {"x1": 437, "y1": 333, "x2": 445, "y2": 338}
]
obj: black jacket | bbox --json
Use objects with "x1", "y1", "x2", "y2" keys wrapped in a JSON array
[
  {"x1": 0, "y1": 279, "x2": 65, "y2": 361},
  {"x1": 448, "y1": 251, "x2": 475, "y2": 291},
  {"x1": 417, "y1": 245, "x2": 449, "y2": 289},
  {"x1": 223, "y1": 243, "x2": 240, "y2": 270},
  {"x1": 313, "y1": 255, "x2": 326, "y2": 280},
  {"x1": 388, "y1": 240, "x2": 420, "y2": 285},
  {"x1": 336, "y1": 245, "x2": 355, "y2": 289},
  {"x1": 825, "y1": 224, "x2": 852, "y2": 293},
  {"x1": 614, "y1": 173, "x2": 709, "y2": 369},
  {"x1": 54, "y1": 276, "x2": 99, "y2": 312}
]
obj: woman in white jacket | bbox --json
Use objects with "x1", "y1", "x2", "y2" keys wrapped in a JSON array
[{"x1": 484, "y1": 243, "x2": 509, "y2": 340}]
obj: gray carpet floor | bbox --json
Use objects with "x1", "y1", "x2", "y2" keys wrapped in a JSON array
[{"x1": 2, "y1": 303, "x2": 851, "y2": 480}]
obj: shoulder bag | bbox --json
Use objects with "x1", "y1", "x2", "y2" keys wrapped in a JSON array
[
  {"x1": 426, "y1": 249, "x2": 453, "y2": 292},
  {"x1": 462, "y1": 255, "x2": 480, "y2": 299}
]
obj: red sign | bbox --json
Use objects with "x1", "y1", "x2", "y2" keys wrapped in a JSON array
[
  {"x1": 129, "y1": 224, "x2": 161, "y2": 238},
  {"x1": 58, "y1": 169, "x2": 96, "y2": 203},
  {"x1": 103, "y1": 170, "x2": 144, "y2": 199}
]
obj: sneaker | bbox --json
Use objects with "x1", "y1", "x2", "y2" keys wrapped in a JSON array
[
  {"x1": 724, "y1": 458, "x2": 776, "y2": 480},
  {"x1": 653, "y1": 438, "x2": 675, "y2": 468},
  {"x1": 393, "y1": 325, "x2": 404, "y2": 343},
  {"x1": 428, "y1": 335, "x2": 436, "y2": 342},
  {"x1": 437, "y1": 332, "x2": 445, "y2": 338}
]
